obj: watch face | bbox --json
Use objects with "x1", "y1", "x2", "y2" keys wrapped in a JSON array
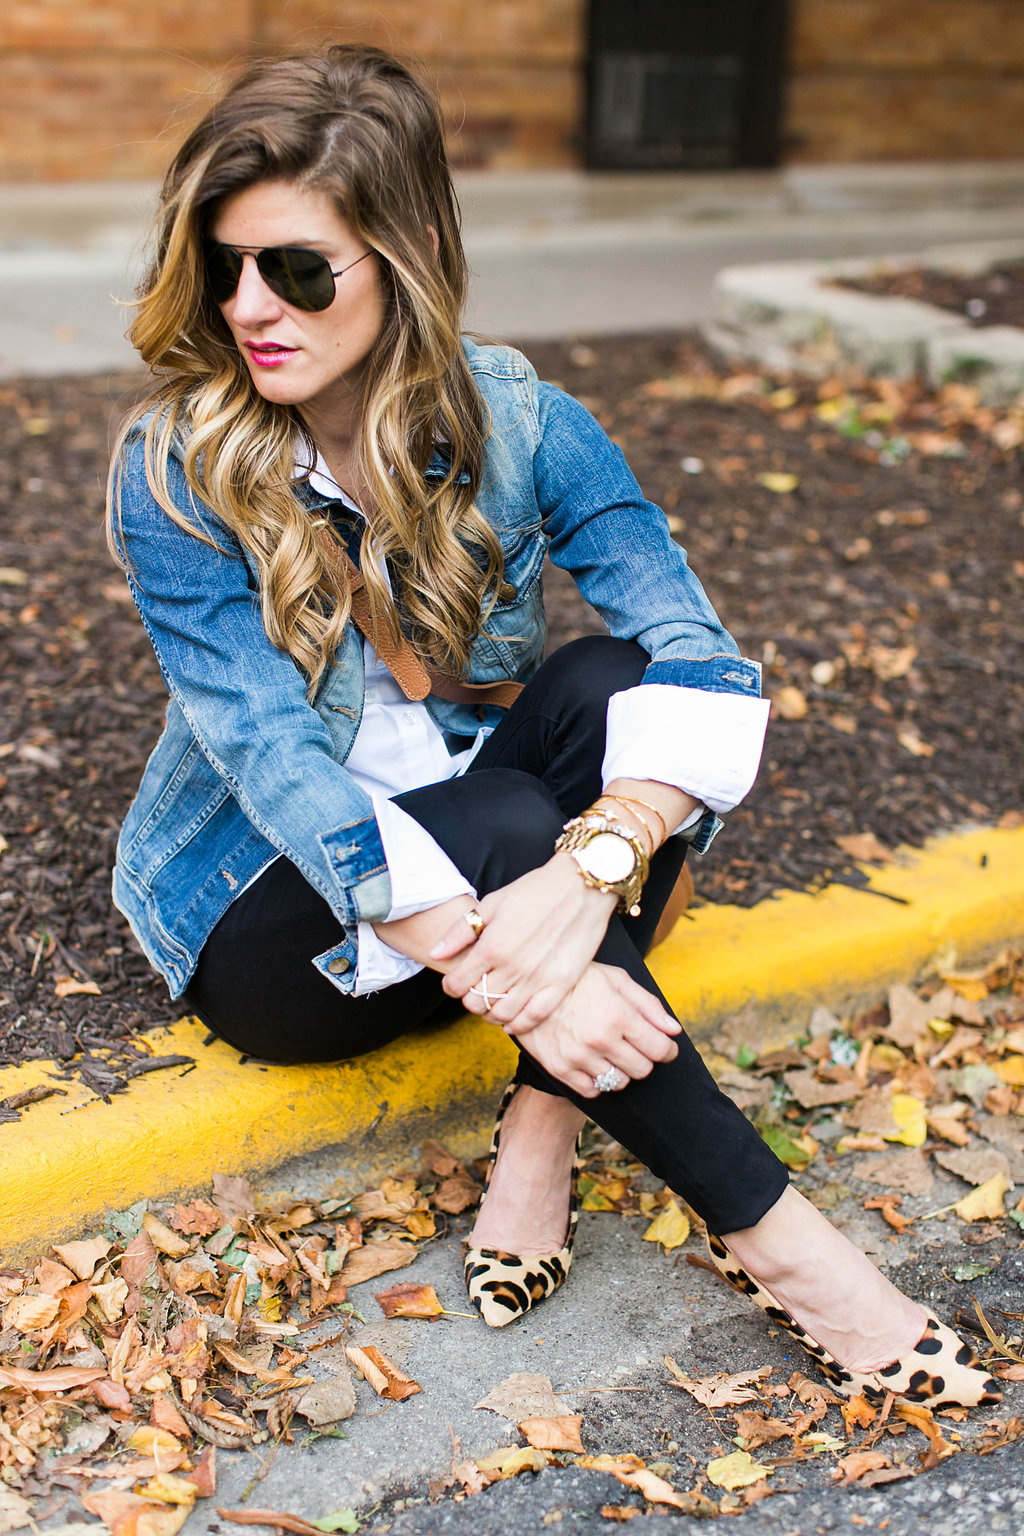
[{"x1": 579, "y1": 830, "x2": 637, "y2": 883}]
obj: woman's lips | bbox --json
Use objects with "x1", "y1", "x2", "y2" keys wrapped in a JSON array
[{"x1": 245, "y1": 342, "x2": 298, "y2": 368}]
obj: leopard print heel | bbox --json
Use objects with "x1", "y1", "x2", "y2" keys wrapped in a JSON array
[
  {"x1": 706, "y1": 1233, "x2": 1002, "y2": 1410},
  {"x1": 463, "y1": 1081, "x2": 584, "y2": 1329}
]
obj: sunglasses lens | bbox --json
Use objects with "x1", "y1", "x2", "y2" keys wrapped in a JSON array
[
  {"x1": 258, "y1": 247, "x2": 337, "y2": 312},
  {"x1": 205, "y1": 243, "x2": 244, "y2": 304}
]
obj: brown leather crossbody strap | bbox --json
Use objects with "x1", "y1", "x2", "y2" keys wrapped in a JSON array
[{"x1": 314, "y1": 525, "x2": 524, "y2": 710}]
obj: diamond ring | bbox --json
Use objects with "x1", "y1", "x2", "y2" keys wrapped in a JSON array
[
  {"x1": 593, "y1": 1067, "x2": 628, "y2": 1093},
  {"x1": 467, "y1": 972, "x2": 509, "y2": 1011}
]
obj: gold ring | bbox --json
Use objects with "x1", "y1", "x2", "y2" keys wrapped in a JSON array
[{"x1": 463, "y1": 906, "x2": 485, "y2": 940}]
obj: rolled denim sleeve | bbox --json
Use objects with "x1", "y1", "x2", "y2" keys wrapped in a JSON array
[{"x1": 111, "y1": 432, "x2": 391, "y2": 929}]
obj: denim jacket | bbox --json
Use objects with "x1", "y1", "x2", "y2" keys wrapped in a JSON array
[{"x1": 111, "y1": 339, "x2": 761, "y2": 999}]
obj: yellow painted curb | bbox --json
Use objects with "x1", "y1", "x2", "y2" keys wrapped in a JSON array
[{"x1": 1, "y1": 824, "x2": 1021, "y2": 1263}]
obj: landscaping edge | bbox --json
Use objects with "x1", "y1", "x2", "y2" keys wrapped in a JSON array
[{"x1": 2, "y1": 823, "x2": 1022, "y2": 1264}]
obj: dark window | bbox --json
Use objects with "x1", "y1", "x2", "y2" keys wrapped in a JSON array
[{"x1": 586, "y1": 0, "x2": 789, "y2": 170}]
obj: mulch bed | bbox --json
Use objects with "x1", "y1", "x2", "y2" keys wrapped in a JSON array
[
  {"x1": 840, "y1": 259, "x2": 1024, "y2": 328},
  {"x1": 1, "y1": 336, "x2": 1023, "y2": 1071}
]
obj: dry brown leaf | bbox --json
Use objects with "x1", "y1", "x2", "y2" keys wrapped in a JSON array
[
  {"x1": 54, "y1": 975, "x2": 101, "y2": 998},
  {"x1": 344, "y1": 1343, "x2": 421, "y2": 1402},
  {"x1": 895, "y1": 1402, "x2": 956, "y2": 1458},
  {"x1": 0, "y1": 1488, "x2": 34, "y2": 1535},
  {"x1": 3, "y1": 1293, "x2": 60, "y2": 1332},
  {"x1": 474, "y1": 1445, "x2": 554, "y2": 1482},
  {"x1": 293, "y1": 1373, "x2": 356, "y2": 1425},
  {"x1": 788, "y1": 1371, "x2": 843, "y2": 1408},
  {"x1": 835, "y1": 832, "x2": 894, "y2": 864},
  {"x1": 432, "y1": 1171, "x2": 481, "y2": 1214},
  {"x1": 167, "y1": 1200, "x2": 223, "y2": 1236},
  {"x1": 600, "y1": 1507, "x2": 638, "y2": 1522},
  {"x1": 34, "y1": 1257, "x2": 77, "y2": 1294},
  {"x1": 518, "y1": 1415, "x2": 584, "y2": 1453},
  {"x1": 216, "y1": 1508, "x2": 325, "y2": 1536},
  {"x1": 732, "y1": 1409, "x2": 795, "y2": 1448},
  {"x1": 577, "y1": 1455, "x2": 694, "y2": 1510},
  {"x1": 475, "y1": 1373, "x2": 571, "y2": 1423},
  {"x1": 934, "y1": 1147, "x2": 1013, "y2": 1187},
  {"x1": 851, "y1": 1149, "x2": 934, "y2": 1198},
  {"x1": 374, "y1": 1281, "x2": 444, "y2": 1320},
  {"x1": 783, "y1": 1069, "x2": 860, "y2": 1109},
  {"x1": 885, "y1": 985, "x2": 935, "y2": 1048},
  {"x1": 337, "y1": 1236, "x2": 418, "y2": 1288},
  {"x1": 0, "y1": 1362, "x2": 107, "y2": 1392},
  {"x1": 863, "y1": 1195, "x2": 914, "y2": 1234},
  {"x1": 150, "y1": 1397, "x2": 193, "y2": 1439},
  {"x1": 53, "y1": 1236, "x2": 111, "y2": 1280},
  {"x1": 773, "y1": 686, "x2": 807, "y2": 721},
  {"x1": 120, "y1": 1230, "x2": 159, "y2": 1287},
  {"x1": 211, "y1": 1173, "x2": 256, "y2": 1221},
  {"x1": 665, "y1": 1358, "x2": 770, "y2": 1408},
  {"x1": 835, "y1": 1449, "x2": 895, "y2": 1485},
  {"x1": 841, "y1": 1394, "x2": 878, "y2": 1433}
]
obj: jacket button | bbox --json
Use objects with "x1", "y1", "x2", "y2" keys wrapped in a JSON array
[{"x1": 327, "y1": 957, "x2": 350, "y2": 975}]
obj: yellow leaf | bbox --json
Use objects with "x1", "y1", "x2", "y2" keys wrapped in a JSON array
[
  {"x1": 706, "y1": 1450, "x2": 772, "y2": 1490},
  {"x1": 128, "y1": 1427, "x2": 184, "y2": 1461},
  {"x1": 996, "y1": 1055, "x2": 1024, "y2": 1087},
  {"x1": 956, "y1": 1173, "x2": 1010, "y2": 1222},
  {"x1": 768, "y1": 387, "x2": 798, "y2": 410},
  {"x1": 90, "y1": 1278, "x2": 129, "y2": 1323},
  {"x1": 815, "y1": 395, "x2": 855, "y2": 422},
  {"x1": 757, "y1": 472, "x2": 799, "y2": 494},
  {"x1": 641, "y1": 1199, "x2": 690, "y2": 1250},
  {"x1": 475, "y1": 1445, "x2": 553, "y2": 1480},
  {"x1": 141, "y1": 1213, "x2": 191, "y2": 1258},
  {"x1": 885, "y1": 1094, "x2": 927, "y2": 1148},
  {"x1": 134, "y1": 1474, "x2": 198, "y2": 1507}
]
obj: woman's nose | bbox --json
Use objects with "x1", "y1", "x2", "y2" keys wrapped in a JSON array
[{"x1": 228, "y1": 253, "x2": 284, "y2": 326}]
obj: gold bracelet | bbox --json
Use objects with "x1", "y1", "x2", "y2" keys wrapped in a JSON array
[
  {"x1": 595, "y1": 795, "x2": 656, "y2": 856},
  {"x1": 599, "y1": 793, "x2": 668, "y2": 850}
]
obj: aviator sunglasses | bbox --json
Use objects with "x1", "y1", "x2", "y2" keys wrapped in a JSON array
[{"x1": 204, "y1": 241, "x2": 373, "y2": 312}]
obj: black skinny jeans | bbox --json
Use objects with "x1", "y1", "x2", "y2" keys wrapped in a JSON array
[{"x1": 185, "y1": 637, "x2": 788, "y2": 1234}]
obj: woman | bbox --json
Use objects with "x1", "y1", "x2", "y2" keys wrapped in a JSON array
[{"x1": 108, "y1": 44, "x2": 998, "y2": 1410}]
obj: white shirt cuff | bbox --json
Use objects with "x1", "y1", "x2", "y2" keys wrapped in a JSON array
[
  {"x1": 601, "y1": 684, "x2": 770, "y2": 816},
  {"x1": 354, "y1": 796, "x2": 476, "y2": 996}
]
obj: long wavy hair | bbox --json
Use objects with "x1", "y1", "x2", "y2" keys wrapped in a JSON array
[{"x1": 108, "y1": 44, "x2": 503, "y2": 691}]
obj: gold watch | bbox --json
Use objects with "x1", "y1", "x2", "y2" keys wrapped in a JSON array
[{"x1": 554, "y1": 810, "x2": 649, "y2": 916}]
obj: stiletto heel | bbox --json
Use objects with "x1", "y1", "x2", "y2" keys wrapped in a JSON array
[
  {"x1": 706, "y1": 1233, "x2": 1002, "y2": 1410},
  {"x1": 464, "y1": 1081, "x2": 584, "y2": 1328}
]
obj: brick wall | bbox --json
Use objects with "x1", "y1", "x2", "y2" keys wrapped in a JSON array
[{"x1": 1, "y1": 0, "x2": 1022, "y2": 181}]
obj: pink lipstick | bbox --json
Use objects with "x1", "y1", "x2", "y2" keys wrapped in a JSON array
[{"x1": 245, "y1": 342, "x2": 297, "y2": 368}]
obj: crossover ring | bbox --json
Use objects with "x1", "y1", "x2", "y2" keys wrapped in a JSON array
[{"x1": 467, "y1": 972, "x2": 509, "y2": 1011}]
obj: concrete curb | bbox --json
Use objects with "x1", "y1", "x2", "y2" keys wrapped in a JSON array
[
  {"x1": 2, "y1": 824, "x2": 1022, "y2": 1264},
  {"x1": 707, "y1": 238, "x2": 1024, "y2": 403}
]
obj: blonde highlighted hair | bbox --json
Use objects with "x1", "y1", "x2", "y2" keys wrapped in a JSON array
[{"x1": 109, "y1": 45, "x2": 503, "y2": 691}]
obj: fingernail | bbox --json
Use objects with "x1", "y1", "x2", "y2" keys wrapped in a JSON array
[{"x1": 428, "y1": 941, "x2": 444, "y2": 958}]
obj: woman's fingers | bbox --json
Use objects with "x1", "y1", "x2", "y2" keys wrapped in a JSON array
[
  {"x1": 428, "y1": 909, "x2": 482, "y2": 963},
  {"x1": 601, "y1": 965, "x2": 680, "y2": 1034}
]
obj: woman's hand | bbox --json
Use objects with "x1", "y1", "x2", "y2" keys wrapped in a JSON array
[
  {"x1": 429, "y1": 853, "x2": 619, "y2": 1031},
  {"x1": 514, "y1": 962, "x2": 680, "y2": 1099}
]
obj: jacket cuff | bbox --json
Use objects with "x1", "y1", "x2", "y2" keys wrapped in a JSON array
[{"x1": 641, "y1": 655, "x2": 762, "y2": 697}]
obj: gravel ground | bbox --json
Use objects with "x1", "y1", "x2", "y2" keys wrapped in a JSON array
[{"x1": 1, "y1": 334, "x2": 1023, "y2": 1072}]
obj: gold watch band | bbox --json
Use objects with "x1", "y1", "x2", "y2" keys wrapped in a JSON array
[{"x1": 554, "y1": 810, "x2": 650, "y2": 916}]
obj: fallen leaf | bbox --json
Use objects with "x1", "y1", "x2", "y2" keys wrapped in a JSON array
[
  {"x1": 474, "y1": 1445, "x2": 553, "y2": 1481},
  {"x1": 788, "y1": 1371, "x2": 843, "y2": 1409},
  {"x1": 167, "y1": 1200, "x2": 223, "y2": 1236},
  {"x1": 851, "y1": 1149, "x2": 934, "y2": 1197},
  {"x1": 841, "y1": 1395, "x2": 877, "y2": 1433},
  {"x1": 641, "y1": 1199, "x2": 690, "y2": 1250},
  {"x1": 90, "y1": 1278, "x2": 129, "y2": 1323},
  {"x1": 732, "y1": 1409, "x2": 794, "y2": 1448},
  {"x1": 895, "y1": 1401, "x2": 956, "y2": 1457},
  {"x1": 337, "y1": 1237, "x2": 417, "y2": 1288},
  {"x1": 217, "y1": 1509, "x2": 325, "y2": 1536},
  {"x1": 293, "y1": 1373, "x2": 356, "y2": 1425},
  {"x1": 475, "y1": 1373, "x2": 571, "y2": 1422},
  {"x1": 344, "y1": 1344, "x2": 421, "y2": 1402},
  {"x1": 773, "y1": 686, "x2": 808, "y2": 721},
  {"x1": 934, "y1": 1147, "x2": 1013, "y2": 1188},
  {"x1": 665, "y1": 1359, "x2": 770, "y2": 1408},
  {"x1": 996, "y1": 1055, "x2": 1024, "y2": 1087},
  {"x1": 599, "y1": 1508, "x2": 638, "y2": 1522},
  {"x1": 0, "y1": 1362, "x2": 107, "y2": 1391},
  {"x1": 757, "y1": 472, "x2": 799, "y2": 493},
  {"x1": 311, "y1": 1513, "x2": 358, "y2": 1534},
  {"x1": 783, "y1": 1069, "x2": 860, "y2": 1109},
  {"x1": 3, "y1": 1293, "x2": 60, "y2": 1332},
  {"x1": 885, "y1": 985, "x2": 934, "y2": 1048},
  {"x1": 127, "y1": 1427, "x2": 185, "y2": 1466},
  {"x1": 577, "y1": 1456, "x2": 695, "y2": 1511},
  {"x1": 0, "y1": 1488, "x2": 34, "y2": 1534},
  {"x1": 54, "y1": 975, "x2": 101, "y2": 998},
  {"x1": 53, "y1": 1236, "x2": 112, "y2": 1280},
  {"x1": 519, "y1": 1415, "x2": 585, "y2": 1453},
  {"x1": 897, "y1": 727, "x2": 934, "y2": 758},
  {"x1": 956, "y1": 1173, "x2": 1010, "y2": 1222},
  {"x1": 885, "y1": 1093, "x2": 927, "y2": 1148},
  {"x1": 134, "y1": 1475, "x2": 198, "y2": 1508},
  {"x1": 757, "y1": 1122, "x2": 816, "y2": 1169},
  {"x1": 211, "y1": 1173, "x2": 256, "y2": 1221},
  {"x1": 835, "y1": 1449, "x2": 896, "y2": 1484},
  {"x1": 706, "y1": 1450, "x2": 772, "y2": 1489},
  {"x1": 835, "y1": 832, "x2": 894, "y2": 864},
  {"x1": 374, "y1": 1281, "x2": 444, "y2": 1320},
  {"x1": 432, "y1": 1170, "x2": 481, "y2": 1214}
]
